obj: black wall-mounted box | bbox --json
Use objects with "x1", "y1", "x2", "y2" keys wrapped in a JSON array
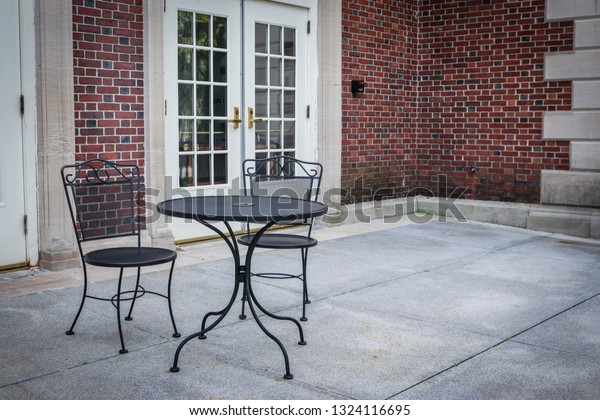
[{"x1": 351, "y1": 80, "x2": 365, "y2": 95}]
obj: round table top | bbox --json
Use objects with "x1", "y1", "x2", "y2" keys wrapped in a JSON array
[{"x1": 157, "y1": 195, "x2": 328, "y2": 223}]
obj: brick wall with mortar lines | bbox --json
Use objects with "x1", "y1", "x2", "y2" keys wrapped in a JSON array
[
  {"x1": 72, "y1": 0, "x2": 146, "y2": 232},
  {"x1": 342, "y1": 0, "x2": 420, "y2": 203},
  {"x1": 342, "y1": 0, "x2": 573, "y2": 204},
  {"x1": 72, "y1": 0, "x2": 145, "y2": 172},
  {"x1": 70, "y1": 0, "x2": 574, "y2": 206},
  {"x1": 416, "y1": 0, "x2": 572, "y2": 202}
]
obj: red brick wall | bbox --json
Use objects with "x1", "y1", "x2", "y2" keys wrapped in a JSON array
[
  {"x1": 73, "y1": 0, "x2": 145, "y2": 172},
  {"x1": 71, "y1": 0, "x2": 573, "y2": 205},
  {"x1": 342, "y1": 0, "x2": 420, "y2": 203},
  {"x1": 416, "y1": 0, "x2": 572, "y2": 202},
  {"x1": 342, "y1": 0, "x2": 573, "y2": 204}
]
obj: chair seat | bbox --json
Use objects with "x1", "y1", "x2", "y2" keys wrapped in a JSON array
[
  {"x1": 84, "y1": 247, "x2": 177, "y2": 268},
  {"x1": 238, "y1": 233, "x2": 318, "y2": 249}
]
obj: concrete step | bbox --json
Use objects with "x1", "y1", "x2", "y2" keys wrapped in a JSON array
[
  {"x1": 575, "y1": 18, "x2": 600, "y2": 49},
  {"x1": 527, "y1": 204, "x2": 600, "y2": 238},
  {"x1": 573, "y1": 81, "x2": 600, "y2": 109},
  {"x1": 543, "y1": 111, "x2": 600, "y2": 140},
  {"x1": 541, "y1": 170, "x2": 600, "y2": 207},
  {"x1": 546, "y1": 0, "x2": 600, "y2": 21},
  {"x1": 545, "y1": 49, "x2": 600, "y2": 80},
  {"x1": 571, "y1": 141, "x2": 600, "y2": 170},
  {"x1": 417, "y1": 196, "x2": 600, "y2": 239}
]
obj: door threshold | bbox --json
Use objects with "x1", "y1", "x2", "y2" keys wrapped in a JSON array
[
  {"x1": 174, "y1": 224, "x2": 292, "y2": 246},
  {"x1": 0, "y1": 261, "x2": 30, "y2": 274}
]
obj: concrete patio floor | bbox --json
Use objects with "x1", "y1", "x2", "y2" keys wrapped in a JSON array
[{"x1": 0, "y1": 217, "x2": 599, "y2": 400}]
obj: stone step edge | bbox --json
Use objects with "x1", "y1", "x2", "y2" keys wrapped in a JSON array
[{"x1": 320, "y1": 196, "x2": 600, "y2": 240}]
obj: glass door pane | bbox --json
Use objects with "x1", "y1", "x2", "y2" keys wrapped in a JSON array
[
  {"x1": 253, "y1": 22, "x2": 296, "y2": 161},
  {"x1": 244, "y1": 1, "x2": 311, "y2": 165},
  {"x1": 177, "y1": 11, "x2": 230, "y2": 187},
  {"x1": 165, "y1": 0, "x2": 241, "y2": 242}
]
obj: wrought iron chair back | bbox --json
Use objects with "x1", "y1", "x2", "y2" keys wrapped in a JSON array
[
  {"x1": 60, "y1": 158, "x2": 179, "y2": 354},
  {"x1": 239, "y1": 156, "x2": 323, "y2": 322},
  {"x1": 62, "y1": 159, "x2": 142, "y2": 248},
  {"x1": 243, "y1": 156, "x2": 323, "y2": 229}
]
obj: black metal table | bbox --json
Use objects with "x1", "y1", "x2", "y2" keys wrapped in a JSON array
[{"x1": 157, "y1": 195, "x2": 328, "y2": 379}]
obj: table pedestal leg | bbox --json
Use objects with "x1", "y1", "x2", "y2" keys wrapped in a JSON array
[
  {"x1": 244, "y1": 276, "x2": 306, "y2": 380},
  {"x1": 199, "y1": 267, "x2": 247, "y2": 338},
  {"x1": 242, "y1": 224, "x2": 306, "y2": 380},
  {"x1": 170, "y1": 220, "x2": 305, "y2": 379},
  {"x1": 170, "y1": 274, "x2": 242, "y2": 372}
]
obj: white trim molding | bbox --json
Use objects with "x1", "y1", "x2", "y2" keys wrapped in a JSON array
[
  {"x1": 20, "y1": 0, "x2": 40, "y2": 266},
  {"x1": 36, "y1": 0, "x2": 80, "y2": 270}
]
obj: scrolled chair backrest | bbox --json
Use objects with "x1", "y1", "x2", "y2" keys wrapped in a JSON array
[
  {"x1": 61, "y1": 159, "x2": 142, "y2": 244},
  {"x1": 243, "y1": 156, "x2": 322, "y2": 203}
]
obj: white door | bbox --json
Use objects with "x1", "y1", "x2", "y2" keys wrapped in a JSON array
[
  {"x1": 165, "y1": 0, "x2": 314, "y2": 241},
  {"x1": 243, "y1": 1, "x2": 311, "y2": 163},
  {"x1": 0, "y1": 1, "x2": 28, "y2": 269}
]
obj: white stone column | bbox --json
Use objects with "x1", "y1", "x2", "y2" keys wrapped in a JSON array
[
  {"x1": 144, "y1": 0, "x2": 176, "y2": 249},
  {"x1": 36, "y1": 0, "x2": 80, "y2": 270},
  {"x1": 317, "y1": 0, "x2": 343, "y2": 203},
  {"x1": 542, "y1": 0, "x2": 600, "y2": 208}
]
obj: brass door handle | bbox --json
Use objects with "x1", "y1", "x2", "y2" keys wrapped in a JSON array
[
  {"x1": 248, "y1": 106, "x2": 264, "y2": 129},
  {"x1": 227, "y1": 106, "x2": 242, "y2": 129}
]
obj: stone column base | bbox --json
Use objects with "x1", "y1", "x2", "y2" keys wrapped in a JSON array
[
  {"x1": 39, "y1": 249, "x2": 80, "y2": 271},
  {"x1": 147, "y1": 226, "x2": 177, "y2": 250}
]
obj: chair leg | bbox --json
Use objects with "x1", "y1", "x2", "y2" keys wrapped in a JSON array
[
  {"x1": 239, "y1": 264, "x2": 248, "y2": 320},
  {"x1": 125, "y1": 267, "x2": 142, "y2": 321},
  {"x1": 300, "y1": 248, "x2": 309, "y2": 322},
  {"x1": 239, "y1": 295, "x2": 248, "y2": 320},
  {"x1": 66, "y1": 264, "x2": 89, "y2": 336},
  {"x1": 116, "y1": 267, "x2": 128, "y2": 354},
  {"x1": 166, "y1": 260, "x2": 180, "y2": 338}
]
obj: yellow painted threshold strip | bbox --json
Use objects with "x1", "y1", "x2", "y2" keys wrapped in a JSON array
[
  {"x1": 0, "y1": 261, "x2": 30, "y2": 273},
  {"x1": 174, "y1": 224, "x2": 291, "y2": 246}
]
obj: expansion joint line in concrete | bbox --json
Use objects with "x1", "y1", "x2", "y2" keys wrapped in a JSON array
[{"x1": 386, "y1": 291, "x2": 600, "y2": 399}]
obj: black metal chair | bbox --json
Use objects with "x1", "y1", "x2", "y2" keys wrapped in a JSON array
[
  {"x1": 238, "y1": 156, "x2": 323, "y2": 321},
  {"x1": 61, "y1": 159, "x2": 180, "y2": 354}
]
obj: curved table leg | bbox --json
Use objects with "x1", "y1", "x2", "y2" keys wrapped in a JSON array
[
  {"x1": 170, "y1": 331, "x2": 207, "y2": 373},
  {"x1": 170, "y1": 277, "x2": 242, "y2": 372},
  {"x1": 200, "y1": 266, "x2": 247, "y2": 336},
  {"x1": 244, "y1": 286, "x2": 295, "y2": 379},
  {"x1": 171, "y1": 220, "x2": 242, "y2": 373},
  {"x1": 243, "y1": 222, "x2": 305, "y2": 379},
  {"x1": 170, "y1": 218, "x2": 307, "y2": 379},
  {"x1": 198, "y1": 274, "x2": 242, "y2": 339},
  {"x1": 247, "y1": 279, "x2": 306, "y2": 345}
]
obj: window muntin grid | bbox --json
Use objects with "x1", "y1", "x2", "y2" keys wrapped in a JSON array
[
  {"x1": 177, "y1": 10, "x2": 228, "y2": 187},
  {"x1": 254, "y1": 23, "x2": 296, "y2": 162}
]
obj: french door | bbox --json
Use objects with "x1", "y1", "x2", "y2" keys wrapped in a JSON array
[
  {"x1": 0, "y1": 0, "x2": 27, "y2": 269},
  {"x1": 165, "y1": 0, "x2": 314, "y2": 241}
]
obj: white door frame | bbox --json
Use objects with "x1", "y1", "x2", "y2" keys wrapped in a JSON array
[
  {"x1": 0, "y1": 0, "x2": 38, "y2": 269},
  {"x1": 21, "y1": 0, "x2": 39, "y2": 267},
  {"x1": 163, "y1": 0, "x2": 317, "y2": 193},
  {"x1": 164, "y1": 0, "x2": 243, "y2": 195},
  {"x1": 264, "y1": 0, "x2": 318, "y2": 163},
  {"x1": 158, "y1": 0, "x2": 318, "y2": 242},
  {"x1": 243, "y1": 0, "x2": 315, "y2": 163},
  {"x1": 144, "y1": 0, "x2": 328, "y2": 245}
]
